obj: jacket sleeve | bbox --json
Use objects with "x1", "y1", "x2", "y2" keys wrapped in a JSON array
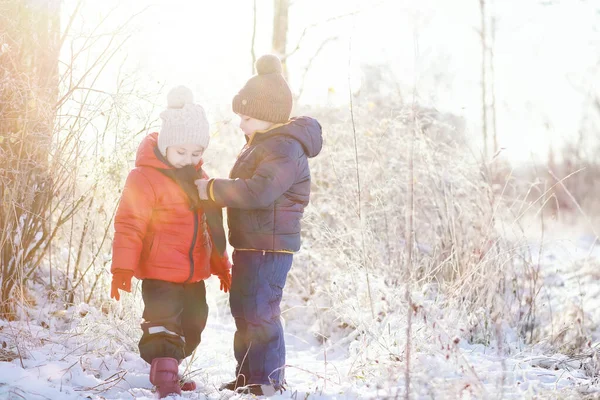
[
  {"x1": 208, "y1": 144, "x2": 297, "y2": 209},
  {"x1": 111, "y1": 169, "x2": 155, "y2": 273}
]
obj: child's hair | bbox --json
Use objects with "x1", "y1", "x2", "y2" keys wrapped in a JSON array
[
  {"x1": 232, "y1": 54, "x2": 292, "y2": 123},
  {"x1": 158, "y1": 86, "x2": 210, "y2": 156}
]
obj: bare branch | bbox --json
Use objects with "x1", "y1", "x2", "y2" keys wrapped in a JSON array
[
  {"x1": 296, "y1": 36, "x2": 338, "y2": 100},
  {"x1": 251, "y1": 0, "x2": 257, "y2": 74},
  {"x1": 282, "y1": 10, "x2": 359, "y2": 61},
  {"x1": 56, "y1": 6, "x2": 149, "y2": 109},
  {"x1": 59, "y1": 0, "x2": 84, "y2": 51}
]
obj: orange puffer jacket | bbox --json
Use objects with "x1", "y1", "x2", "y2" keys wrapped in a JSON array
[{"x1": 111, "y1": 132, "x2": 228, "y2": 283}]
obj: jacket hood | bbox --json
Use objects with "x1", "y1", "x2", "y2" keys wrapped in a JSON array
[{"x1": 255, "y1": 116, "x2": 323, "y2": 158}]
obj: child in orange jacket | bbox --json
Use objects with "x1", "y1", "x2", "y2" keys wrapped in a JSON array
[{"x1": 110, "y1": 86, "x2": 231, "y2": 398}]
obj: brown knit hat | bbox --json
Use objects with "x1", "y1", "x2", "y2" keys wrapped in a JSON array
[{"x1": 232, "y1": 54, "x2": 292, "y2": 123}]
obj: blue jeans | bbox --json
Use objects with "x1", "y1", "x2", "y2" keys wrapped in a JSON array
[{"x1": 229, "y1": 250, "x2": 293, "y2": 387}]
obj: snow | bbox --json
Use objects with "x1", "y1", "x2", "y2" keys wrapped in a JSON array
[{"x1": 1, "y1": 230, "x2": 600, "y2": 399}]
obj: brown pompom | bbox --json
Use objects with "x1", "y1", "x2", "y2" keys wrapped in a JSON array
[{"x1": 255, "y1": 54, "x2": 283, "y2": 75}]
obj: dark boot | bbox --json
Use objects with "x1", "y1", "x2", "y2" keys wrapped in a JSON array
[
  {"x1": 149, "y1": 357, "x2": 181, "y2": 398},
  {"x1": 219, "y1": 375, "x2": 247, "y2": 391}
]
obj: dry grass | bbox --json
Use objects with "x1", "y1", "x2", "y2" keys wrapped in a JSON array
[
  {"x1": 288, "y1": 100, "x2": 520, "y2": 327},
  {"x1": 263, "y1": 99, "x2": 583, "y2": 397},
  {"x1": 0, "y1": 1, "x2": 158, "y2": 318}
]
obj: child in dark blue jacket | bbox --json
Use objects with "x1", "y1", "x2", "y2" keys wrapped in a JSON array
[{"x1": 196, "y1": 54, "x2": 322, "y2": 396}]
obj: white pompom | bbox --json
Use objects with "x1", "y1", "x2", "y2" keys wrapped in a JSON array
[{"x1": 167, "y1": 85, "x2": 194, "y2": 109}]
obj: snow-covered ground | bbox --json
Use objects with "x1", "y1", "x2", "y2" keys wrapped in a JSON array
[{"x1": 1, "y1": 226, "x2": 600, "y2": 399}]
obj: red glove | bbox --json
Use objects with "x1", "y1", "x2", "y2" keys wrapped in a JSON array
[
  {"x1": 111, "y1": 269, "x2": 134, "y2": 301},
  {"x1": 218, "y1": 269, "x2": 232, "y2": 293},
  {"x1": 210, "y1": 251, "x2": 232, "y2": 293}
]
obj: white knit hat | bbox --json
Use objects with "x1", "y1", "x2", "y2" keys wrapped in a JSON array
[{"x1": 157, "y1": 86, "x2": 210, "y2": 156}]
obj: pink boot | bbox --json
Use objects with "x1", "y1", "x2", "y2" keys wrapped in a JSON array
[{"x1": 150, "y1": 357, "x2": 181, "y2": 398}]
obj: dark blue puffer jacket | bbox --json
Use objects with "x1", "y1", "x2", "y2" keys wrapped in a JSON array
[{"x1": 208, "y1": 116, "x2": 322, "y2": 252}]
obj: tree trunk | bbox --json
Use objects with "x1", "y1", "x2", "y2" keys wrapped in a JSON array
[
  {"x1": 490, "y1": 12, "x2": 498, "y2": 156},
  {"x1": 479, "y1": 0, "x2": 488, "y2": 159},
  {"x1": 0, "y1": 0, "x2": 60, "y2": 319},
  {"x1": 272, "y1": 0, "x2": 289, "y2": 81}
]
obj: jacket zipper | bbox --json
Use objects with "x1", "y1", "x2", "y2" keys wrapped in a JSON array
[{"x1": 186, "y1": 210, "x2": 198, "y2": 283}]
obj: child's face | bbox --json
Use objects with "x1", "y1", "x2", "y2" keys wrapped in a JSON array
[
  {"x1": 238, "y1": 114, "x2": 274, "y2": 136},
  {"x1": 165, "y1": 144, "x2": 204, "y2": 168}
]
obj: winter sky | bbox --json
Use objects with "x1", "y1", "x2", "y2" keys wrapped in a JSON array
[{"x1": 62, "y1": 0, "x2": 600, "y2": 163}]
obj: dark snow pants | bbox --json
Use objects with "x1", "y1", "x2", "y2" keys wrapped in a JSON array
[
  {"x1": 138, "y1": 279, "x2": 208, "y2": 364},
  {"x1": 229, "y1": 250, "x2": 293, "y2": 387}
]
